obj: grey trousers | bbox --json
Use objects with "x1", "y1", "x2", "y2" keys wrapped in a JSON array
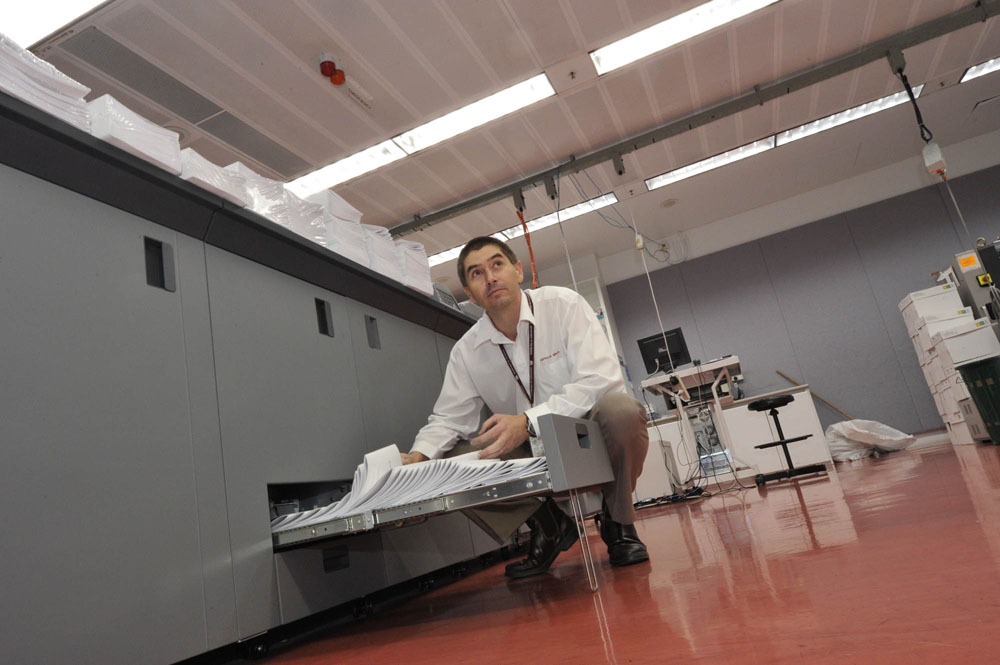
[{"x1": 447, "y1": 392, "x2": 649, "y2": 544}]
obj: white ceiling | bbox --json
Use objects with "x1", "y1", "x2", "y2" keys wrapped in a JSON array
[{"x1": 31, "y1": 0, "x2": 1000, "y2": 294}]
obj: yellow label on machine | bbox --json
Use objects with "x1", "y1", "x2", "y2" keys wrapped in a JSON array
[{"x1": 959, "y1": 254, "x2": 980, "y2": 269}]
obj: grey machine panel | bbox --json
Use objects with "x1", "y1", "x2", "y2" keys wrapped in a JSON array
[
  {"x1": 0, "y1": 163, "x2": 218, "y2": 665},
  {"x1": 347, "y1": 300, "x2": 445, "y2": 452},
  {"x1": 537, "y1": 414, "x2": 614, "y2": 492},
  {"x1": 275, "y1": 532, "x2": 387, "y2": 625},
  {"x1": 205, "y1": 246, "x2": 369, "y2": 638}
]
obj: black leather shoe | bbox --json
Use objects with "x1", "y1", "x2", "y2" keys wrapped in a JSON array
[
  {"x1": 505, "y1": 499, "x2": 579, "y2": 578},
  {"x1": 597, "y1": 508, "x2": 649, "y2": 567}
]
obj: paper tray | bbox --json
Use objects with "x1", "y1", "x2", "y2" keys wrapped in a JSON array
[{"x1": 272, "y1": 471, "x2": 551, "y2": 550}]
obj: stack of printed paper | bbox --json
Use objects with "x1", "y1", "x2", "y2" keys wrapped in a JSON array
[
  {"x1": 227, "y1": 162, "x2": 326, "y2": 243},
  {"x1": 363, "y1": 225, "x2": 405, "y2": 283},
  {"x1": 306, "y1": 190, "x2": 369, "y2": 267},
  {"x1": 0, "y1": 32, "x2": 90, "y2": 132},
  {"x1": 395, "y1": 240, "x2": 434, "y2": 295},
  {"x1": 89, "y1": 94, "x2": 183, "y2": 174},
  {"x1": 180, "y1": 148, "x2": 250, "y2": 206},
  {"x1": 271, "y1": 445, "x2": 548, "y2": 533}
]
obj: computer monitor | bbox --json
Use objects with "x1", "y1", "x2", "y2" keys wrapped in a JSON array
[{"x1": 637, "y1": 328, "x2": 691, "y2": 374}]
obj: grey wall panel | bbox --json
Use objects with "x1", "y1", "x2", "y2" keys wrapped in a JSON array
[
  {"x1": 435, "y1": 332, "x2": 456, "y2": 379},
  {"x1": 845, "y1": 187, "x2": 965, "y2": 431},
  {"x1": 381, "y1": 513, "x2": 476, "y2": 586},
  {"x1": 174, "y1": 235, "x2": 239, "y2": 649},
  {"x1": 206, "y1": 247, "x2": 367, "y2": 637},
  {"x1": 0, "y1": 164, "x2": 208, "y2": 665},
  {"x1": 348, "y1": 301, "x2": 444, "y2": 452},
  {"x1": 679, "y1": 243, "x2": 802, "y2": 397},
  {"x1": 759, "y1": 217, "x2": 920, "y2": 430}
]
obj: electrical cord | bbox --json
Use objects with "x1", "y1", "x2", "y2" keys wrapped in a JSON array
[
  {"x1": 553, "y1": 166, "x2": 579, "y2": 292},
  {"x1": 896, "y1": 68, "x2": 933, "y2": 144}
]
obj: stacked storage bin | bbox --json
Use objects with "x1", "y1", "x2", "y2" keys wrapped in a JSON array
[{"x1": 899, "y1": 284, "x2": 992, "y2": 445}]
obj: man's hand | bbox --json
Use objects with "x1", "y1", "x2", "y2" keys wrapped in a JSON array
[
  {"x1": 471, "y1": 413, "x2": 529, "y2": 460},
  {"x1": 401, "y1": 451, "x2": 429, "y2": 465}
]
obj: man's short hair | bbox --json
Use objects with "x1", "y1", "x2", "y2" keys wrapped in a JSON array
[{"x1": 456, "y1": 236, "x2": 519, "y2": 287}]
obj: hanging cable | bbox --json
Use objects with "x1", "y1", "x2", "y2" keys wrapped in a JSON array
[
  {"x1": 897, "y1": 69, "x2": 933, "y2": 143},
  {"x1": 940, "y1": 174, "x2": 974, "y2": 244},
  {"x1": 553, "y1": 168, "x2": 579, "y2": 292},
  {"x1": 516, "y1": 208, "x2": 540, "y2": 288}
]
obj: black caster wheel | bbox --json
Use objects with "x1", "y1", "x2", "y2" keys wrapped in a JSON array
[
  {"x1": 352, "y1": 597, "x2": 374, "y2": 619},
  {"x1": 754, "y1": 474, "x2": 765, "y2": 486},
  {"x1": 244, "y1": 637, "x2": 269, "y2": 660}
]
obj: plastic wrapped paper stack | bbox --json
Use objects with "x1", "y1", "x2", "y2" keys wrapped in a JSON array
[
  {"x1": 306, "y1": 190, "x2": 369, "y2": 267},
  {"x1": 179, "y1": 148, "x2": 250, "y2": 206},
  {"x1": 0, "y1": 32, "x2": 91, "y2": 132},
  {"x1": 226, "y1": 162, "x2": 325, "y2": 245},
  {"x1": 362, "y1": 224, "x2": 405, "y2": 283},
  {"x1": 88, "y1": 95, "x2": 182, "y2": 174},
  {"x1": 395, "y1": 240, "x2": 434, "y2": 295}
]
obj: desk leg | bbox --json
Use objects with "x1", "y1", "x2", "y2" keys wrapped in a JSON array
[{"x1": 569, "y1": 489, "x2": 598, "y2": 592}]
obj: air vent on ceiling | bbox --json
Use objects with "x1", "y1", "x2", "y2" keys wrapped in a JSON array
[
  {"x1": 199, "y1": 112, "x2": 310, "y2": 178},
  {"x1": 59, "y1": 27, "x2": 221, "y2": 123}
]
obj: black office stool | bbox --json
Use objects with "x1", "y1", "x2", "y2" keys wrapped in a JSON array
[{"x1": 749, "y1": 394, "x2": 827, "y2": 485}]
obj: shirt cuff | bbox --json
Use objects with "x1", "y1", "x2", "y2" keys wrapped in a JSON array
[
  {"x1": 524, "y1": 404, "x2": 551, "y2": 437},
  {"x1": 410, "y1": 440, "x2": 446, "y2": 461}
]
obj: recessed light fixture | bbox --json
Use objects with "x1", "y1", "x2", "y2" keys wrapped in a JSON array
[
  {"x1": 645, "y1": 137, "x2": 775, "y2": 191},
  {"x1": 427, "y1": 193, "x2": 618, "y2": 267},
  {"x1": 590, "y1": 0, "x2": 781, "y2": 76},
  {"x1": 392, "y1": 74, "x2": 555, "y2": 155},
  {"x1": 5, "y1": 2, "x2": 107, "y2": 47},
  {"x1": 286, "y1": 140, "x2": 406, "y2": 197},
  {"x1": 776, "y1": 85, "x2": 924, "y2": 146},
  {"x1": 961, "y1": 57, "x2": 1000, "y2": 83},
  {"x1": 287, "y1": 74, "x2": 555, "y2": 196}
]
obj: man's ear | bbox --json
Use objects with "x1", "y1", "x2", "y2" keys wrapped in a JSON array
[
  {"x1": 515, "y1": 261, "x2": 524, "y2": 284},
  {"x1": 463, "y1": 285, "x2": 475, "y2": 303}
]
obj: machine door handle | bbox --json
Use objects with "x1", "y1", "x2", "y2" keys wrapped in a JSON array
[
  {"x1": 144, "y1": 236, "x2": 175, "y2": 292},
  {"x1": 364, "y1": 315, "x2": 381, "y2": 349},
  {"x1": 315, "y1": 298, "x2": 334, "y2": 337}
]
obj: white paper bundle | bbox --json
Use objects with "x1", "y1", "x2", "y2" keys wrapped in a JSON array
[
  {"x1": 362, "y1": 224, "x2": 405, "y2": 282},
  {"x1": 395, "y1": 240, "x2": 434, "y2": 295},
  {"x1": 270, "y1": 445, "x2": 548, "y2": 533},
  {"x1": 224, "y1": 163, "x2": 325, "y2": 244},
  {"x1": 0, "y1": 32, "x2": 90, "y2": 131},
  {"x1": 180, "y1": 148, "x2": 250, "y2": 206},
  {"x1": 88, "y1": 94, "x2": 182, "y2": 174},
  {"x1": 323, "y1": 214, "x2": 369, "y2": 267},
  {"x1": 306, "y1": 189, "x2": 363, "y2": 224}
]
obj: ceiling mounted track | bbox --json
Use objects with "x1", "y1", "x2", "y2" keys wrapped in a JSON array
[{"x1": 391, "y1": 0, "x2": 1000, "y2": 238}]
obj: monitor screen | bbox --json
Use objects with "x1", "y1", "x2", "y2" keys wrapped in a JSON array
[{"x1": 637, "y1": 328, "x2": 691, "y2": 374}]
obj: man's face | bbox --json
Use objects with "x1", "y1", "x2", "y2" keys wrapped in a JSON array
[{"x1": 462, "y1": 245, "x2": 524, "y2": 313}]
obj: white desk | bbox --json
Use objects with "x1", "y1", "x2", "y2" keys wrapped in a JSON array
[
  {"x1": 635, "y1": 385, "x2": 832, "y2": 500},
  {"x1": 640, "y1": 356, "x2": 743, "y2": 406}
]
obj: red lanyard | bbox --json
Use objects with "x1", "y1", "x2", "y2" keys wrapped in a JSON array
[{"x1": 499, "y1": 292, "x2": 534, "y2": 407}]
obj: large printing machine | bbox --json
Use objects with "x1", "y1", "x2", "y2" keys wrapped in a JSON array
[{"x1": 0, "y1": 91, "x2": 607, "y2": 665}]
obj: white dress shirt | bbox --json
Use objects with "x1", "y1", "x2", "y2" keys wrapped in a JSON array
[{"x1": 411, "y1": 285, "x2": 626, "y2": 460}]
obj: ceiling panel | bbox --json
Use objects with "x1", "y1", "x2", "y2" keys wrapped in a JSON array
[
  {"x1": 520, "y1": 97, "x2": 585, "y2": 162},
  {"x1": 645, "y1": 50, "x2": 695, "y2": 121},
  {"x1": 562, "y1": 85, "x2": 621, "y2": 152},
  {"x1": 822, "y1": 0, "x2": 876, "y2": 57},
  {"x1": 685, "y1": 30, "x2": 737, "y2": 106},
  {"x1": 600, "y1": 67, "x2": 658, "y2": 137},
  {"x1": 733, "y1": 10, "x2": 779, "y2": 84},
  {"x1": 569, "y1": 0, "x2": 626, "y2": 48},
  {"x1": 777, "y1": 0, "x2": 824, "y2": 72},
  {"x1": 504, "y1": 0, "x2": 579, "y2": 68},
  {"x1": 440, "y1": 0, "x2": 537, "y2": 81}
]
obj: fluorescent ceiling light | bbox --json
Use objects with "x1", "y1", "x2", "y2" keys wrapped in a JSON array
[
  {"x1": 590, "y1": 0, "x2": 780, "y2": 75},
  {"x1": 427, "y1": 193, "x2": 618, "y2": 267},
  {"x1": 285, "y1": 140, "x2": 406, "y2": 197},
  {"x1": 5, "y1": 2, "x2": 106, "y2": 48},
  {"x1": 961, "y1": 57, "x2": 1000, "y2": 83},
  {"x1": 392, "y1": 74, "x2": 555, "y2": 154},
  {"x1": 645, "y1": 137, "x2": 775, "y2": 191},
  {"x1": 776, "y1": 85, "x2": 923, "y2": 146},
  {"x1": 287, "y1": 74, "x2": 554, "y2": 195}
]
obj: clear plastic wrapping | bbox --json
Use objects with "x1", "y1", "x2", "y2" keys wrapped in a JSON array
[
  {"x1": 180, "y1": 148, "x2": 250, "y2": 206},
  {"x1": 395, "y1": 240, "x2": 434, "y2": 295},
  {"x1": 88, "y1": 94, "x2": 182, "y2": 174},
  {"x1": 0, "y1": 32, "x2": 90, "y2": 131},
  {"x1": 224, "y1": 162, "x2": 325, "y2": 243},
  {"x1": 323, "y1": 214, "x2": 369, "y2": 267},
  {"x1": 306, "y1": 189, "x2": 363, "y2": 224},
  {"x1": 362, "y1": 224, "x2": 405, "y2": 282}
]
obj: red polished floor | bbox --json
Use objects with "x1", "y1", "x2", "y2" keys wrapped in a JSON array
[{"x1": 262, "y1": 440, "x2": 1000, "y2": 664}]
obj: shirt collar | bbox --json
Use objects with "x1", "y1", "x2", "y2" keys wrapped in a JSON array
[{"x1": 471, "y1": 289, "x2": 535, "y2": 348}]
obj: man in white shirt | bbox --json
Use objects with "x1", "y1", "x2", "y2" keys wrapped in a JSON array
[{"x1": 402, "y1": 236, "x2": 649, "y2": 577}]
